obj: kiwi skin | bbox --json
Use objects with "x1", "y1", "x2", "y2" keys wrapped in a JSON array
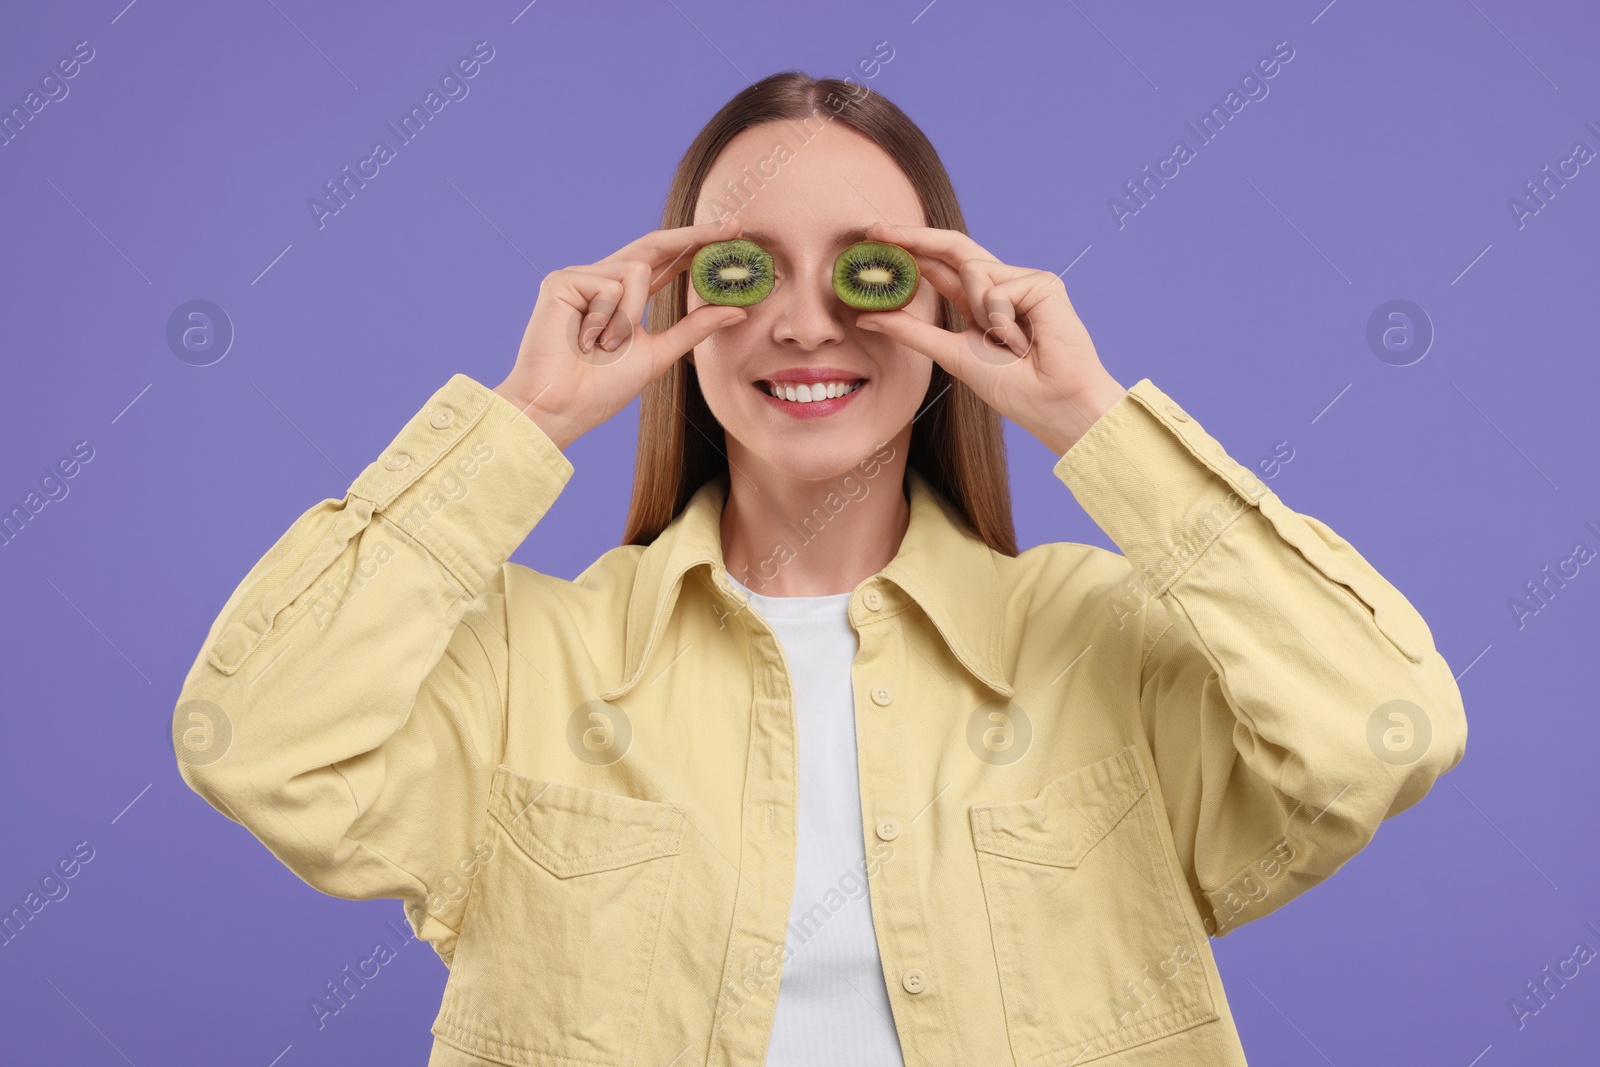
[
  {"x1": 832, "y1": 241, "x2": 919, "y2": 311},
  {"x1": 690, "y1": 238, "x2": 775, "y2": 307}
]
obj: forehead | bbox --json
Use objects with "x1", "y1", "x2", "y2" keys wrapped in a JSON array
[{"x1": 693, "y1": 117, "x2": 925, "y2": 242}]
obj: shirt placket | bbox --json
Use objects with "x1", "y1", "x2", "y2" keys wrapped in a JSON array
[
  {"x1": 848, "y1": 580, "x2": 955, "y2": 1066},
  {"x1": 705, "y1": 573, "x2": 804, "y2": 1066}
]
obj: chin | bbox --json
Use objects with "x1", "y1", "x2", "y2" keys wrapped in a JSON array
[{"x1": 756, "y1": 433, "x2": 895, "y2": 485}]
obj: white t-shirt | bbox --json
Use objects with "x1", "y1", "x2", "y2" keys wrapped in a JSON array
[{"x1": 726, "y1": 574, "x2": 906, "y2": 1066}]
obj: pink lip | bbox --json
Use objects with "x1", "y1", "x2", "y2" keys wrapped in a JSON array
[
  {"x1": 755, "y1": 378, "x2": 866, "y2": 420},
  {"x1": 755, "y1": 366, "x2": 868, "y2": 385}
]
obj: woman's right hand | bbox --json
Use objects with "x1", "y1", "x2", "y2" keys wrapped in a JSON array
[{"x1": 491, "y1": 217, "x2": 750, "y2": 450}]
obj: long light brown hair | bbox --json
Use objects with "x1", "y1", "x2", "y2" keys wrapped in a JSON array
[{"x1": 622, "y1": 70, "x2": 1017, "y2": 557}]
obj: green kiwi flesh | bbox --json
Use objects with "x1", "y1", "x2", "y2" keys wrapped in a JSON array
[
  {"x1": 832, "y1": 241, "x2": 918, "y2": 310},
  {"x1": 690, "y1": 238, "x2": 775, "y2": 307}
]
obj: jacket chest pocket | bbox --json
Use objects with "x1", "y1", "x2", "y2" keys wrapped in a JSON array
[
  {"x1": 969, "y1": 745, "x2": 1217, "y2": 1065},
  {"x1": 434, "y1": 766, "x2": 687, "y2": 1067}
]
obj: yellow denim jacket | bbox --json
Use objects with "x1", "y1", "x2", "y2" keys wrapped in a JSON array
[{"x1": 173, "y1": 372, "x2": 1467, "y2": 1067}]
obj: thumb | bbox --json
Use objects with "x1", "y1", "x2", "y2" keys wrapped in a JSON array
[
  {"x1": 856, "y1": 309, "x2": 973, "y2": 380},
  {"x1": 647, "y1": 305, "x2": 748, "y2": 379}
]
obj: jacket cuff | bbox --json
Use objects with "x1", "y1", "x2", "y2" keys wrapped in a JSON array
[
  {"x1": 1052, "y1": 379, "x2": 1269, "y2": 601},
  {"x1": 349, "y1": 373, "x2": 575, "y2": 600}
]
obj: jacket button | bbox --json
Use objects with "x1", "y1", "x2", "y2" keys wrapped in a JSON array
[
  {"x1": 902, "y1": 968, "x2": 926, "y2": 994},
  {"x1": 430, "y1": 408, "x2": 455, "y2": 429},
  {"x1": 870, "y1": 685, "x2": 893, "y2": 706},
  {"x1": 875, "y1": 817, "x2": 900, "y2": 841},
  {"x1": 1165, "y1": 402, "x2": 1190, "y2": 422},
  {"x1": 384, "y1": 453, "x2": 411, "y2": 470},
  {"x1": 863, "y1": 588, "x2": 884, "y2": 611}
]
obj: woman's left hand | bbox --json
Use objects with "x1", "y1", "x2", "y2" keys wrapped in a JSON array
[{"x1": 853, "y1": 221, "x2": 1128, "y2": 456}]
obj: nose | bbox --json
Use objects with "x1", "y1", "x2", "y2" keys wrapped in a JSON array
[{"x1": 771, "y1": 257, "x2": 848, "y2": 351}]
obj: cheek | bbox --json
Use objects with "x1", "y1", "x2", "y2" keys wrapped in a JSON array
[
  {"x1": 691, "y1": 340, "x2": 747, "y2": 409},
  {"x1": 891, "y1": 350, "x2": 936, "y2": 411}
]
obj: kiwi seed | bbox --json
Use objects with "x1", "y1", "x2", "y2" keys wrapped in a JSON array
[
  {"x1": 690, "y1": 238, "x2": 775, "y2": 307},
  {"x1": 832, "y1": 241, "x2": 918, "y2": 311}
]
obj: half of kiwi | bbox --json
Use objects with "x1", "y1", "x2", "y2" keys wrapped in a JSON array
[
  {"x1": 689, "y1": 238, "x2": 775, "y2": 306},
  {"x1": 832, "y1": 241, "x2": 918, "y2": 311}
]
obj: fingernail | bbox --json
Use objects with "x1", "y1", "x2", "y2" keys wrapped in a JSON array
[
  {"x1": 602, "y1": 336, "x2": 622, "y2": 351},
  {"x1": 858, "y1": 320, "x2": 881, "y2": 332}
]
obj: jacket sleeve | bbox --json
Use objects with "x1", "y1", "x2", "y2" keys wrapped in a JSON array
[
  {"x1": 171, "y1": 373, "x2": 573, "y2": 964},
  {"x1": 1053, "y1": 378, "x2": 1467, "y2": 938}
]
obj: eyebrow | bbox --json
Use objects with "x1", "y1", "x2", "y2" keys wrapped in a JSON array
[{"x1": 737, "y1": 225, "x2": 877, "y2": 248}]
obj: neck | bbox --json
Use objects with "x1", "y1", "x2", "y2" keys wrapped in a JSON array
[{"x1": 719, "y1": 434, "x2": 912, "y2": 597}]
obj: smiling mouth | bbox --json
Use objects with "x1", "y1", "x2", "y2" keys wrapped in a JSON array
[{"x1": 755, "y1": 379, "x2": 867, "y2": 403}]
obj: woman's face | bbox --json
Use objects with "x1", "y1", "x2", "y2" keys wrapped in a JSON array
[{"x1": 687, "y1": 117, "x2": 939, "y2": 484}]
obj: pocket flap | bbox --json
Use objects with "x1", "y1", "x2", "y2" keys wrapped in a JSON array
[
  {"x1": 1255, "y1": 494, "x2": 1432, "y2": 664},
  {"x1": 489, "y1": 766, "x2": 687, "y2": 878},
  {"x1": 207, "y1": 497, "x2": 375, "y2": 675},
  {"x1": 970, "y1": 745, "x2": 1149, "y2": 868}
]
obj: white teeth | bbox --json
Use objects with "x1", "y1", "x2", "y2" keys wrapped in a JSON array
[{"x1": 766, "y1": 380, "x2": 862, "y2": 403}]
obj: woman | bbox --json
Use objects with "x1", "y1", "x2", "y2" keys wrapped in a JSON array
[{"x1": 173, "y1": 71, "x2": 1467, "y2": 1066}]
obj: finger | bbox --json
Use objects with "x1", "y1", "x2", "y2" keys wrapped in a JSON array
[
  {"x1": 563, "y1": 257, "x2": 673, "y2": 353},
  {"x1": 898, "y1": 235, "x2": 1034, "y2": 340},
  {"x1": 976, "y1": 271, "x2": 1064, "y2": 359},
  {"x1": 643, "y1": 303, "x2": 748, "y2": 380},
  {"x1": 910, "y1": 251, "x2": 1025, "y2": 327},
  {"x1": 594, "y1": 217, "x2": 743, "y2": 290},
  {"x1": 572, "y1": 263, "x2": 673, "y2": 348},
  {"x1": 876, "y1": 219, "x2": 1036, "y2": 303},
  {"x1": 854, "y1": 308, "x2": 975, "y2": 382},
  {"x1": 593, "y1": 261, "x2": 653, "y2": 352},
  {"x1": 956, "y1": 258, "x2": 1019, "y2": 348},
  {"x1": 553, "y1": 269, "x2": 628, "y2": 353},
  {"x1": 911, "y1": 254, "x2": 976, "y2": 324},
  {"x1": 986, "y1": 268, "x2": 1077, "y2": 337},
  {"x1": 962, "y1": 256, "x2": 1074, "y2": 360},
  {"x1": 979, "y1": 289, "x2": 1029, "y2": 359},
  {"x1": 864, "y1": 220, "x2": 1018, "y2": 280}
]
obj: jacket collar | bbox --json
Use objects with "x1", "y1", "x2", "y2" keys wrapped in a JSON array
[{"x1": 602, "y1": 467, "x2": 1013, "y2": 701}]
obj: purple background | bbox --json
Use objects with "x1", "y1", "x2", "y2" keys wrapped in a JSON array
[{"x1": 3, "y1": 0, "x2": 1597, "y2": 1063}]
